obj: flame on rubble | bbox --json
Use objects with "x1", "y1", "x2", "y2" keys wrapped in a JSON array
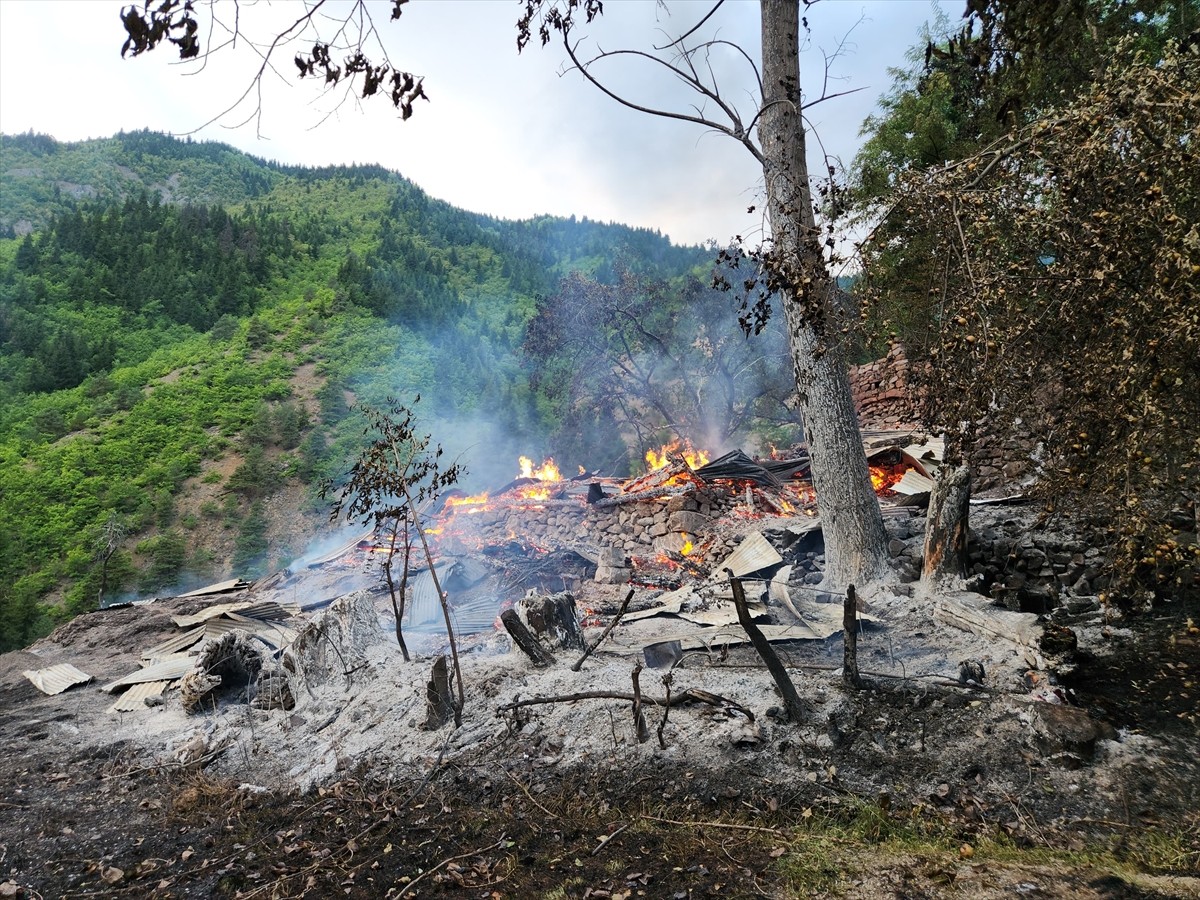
[
  {"x1": 519, "y1": 456, "x2": 561, "y2": 482},
  {"x1": 681, "y1": 539, "x2": 694, "y2": 556},
  {"x1": 645, "y1": 440, "x2": 710, "y2": 472},
  {"x1": 870, "y1": 465, "x2": 906, "y2": 493},
  {"x1": 446, "y1": 491, "x2": 491, "y2": 512}
]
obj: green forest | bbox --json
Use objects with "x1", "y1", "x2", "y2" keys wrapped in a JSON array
[{"x1": 0, "y1": 129, "x2": 780, "y2": 650}]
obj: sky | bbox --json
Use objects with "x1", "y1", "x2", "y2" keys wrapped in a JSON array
[{"x1": 0, "y1": 0, "x2": 949, "y2": 247}]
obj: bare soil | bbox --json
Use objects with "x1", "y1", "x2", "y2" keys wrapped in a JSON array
[{"x1": 2, "y1": 580, "x2": 1197, "y2": 899}]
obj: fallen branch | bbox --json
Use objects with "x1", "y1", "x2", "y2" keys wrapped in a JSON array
[
  {"x1": 498, "y1": 688, "x2": 754, "y2": 721},
  {"x1": 640, "y1": 815, "x2": 780, "y2": 834},
  {"x1": 591, "y1": 822, "x2": 631, "y2": 856},
  {"x1": 401, "y1": 833, "x2": 509, "y2": 896},
  {"x1": 572, "y1": 588, "x2": 635, "y2": 671},
  {"x1": 728, "y1": 572, "x2": 810, "y2": 722}
]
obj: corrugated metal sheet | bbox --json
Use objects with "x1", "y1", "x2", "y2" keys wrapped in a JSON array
[
  {"x1": 23, "y1": 663, "x2": 92, "y2": 695},
  {"x1": 237, "y1": 601, "x2": 300, "y2": 621},
  {"x1": 717, "y1": 531, "x2": 783, "y2": 578},
  {"x1": 225, "y1": 612, "x2": 298, "y2": 649},
  {"x1": 172, "y1": 602, "x2": 252, "y2": 627},
  {"x1": 178, "y1": 579, "x2": 250, "y2": 598},
  {"x1": 141, "y1": 625, "x2": 209, "y2": 661},
  {"x1": 107, "y1": 680, "x2": 168, "y2": 713},
  {"x1": 103, "y1": 657, "x2": 197, "y2": 693}
]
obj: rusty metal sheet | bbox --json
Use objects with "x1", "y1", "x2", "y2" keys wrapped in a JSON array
[
  {"x1": 107, "y1": 680, "x2": 168, "y2": 713},
  {"x1": 22, "y1": 663, "x2": 92, "y2": 695}
]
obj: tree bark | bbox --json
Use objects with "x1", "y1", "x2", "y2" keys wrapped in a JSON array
[
  {"x1": 922, "y1": 465, "x2": 971, "y2": 585},
  {"x1": 758, "y1": 0, "x2": 890, "y2": 590}
]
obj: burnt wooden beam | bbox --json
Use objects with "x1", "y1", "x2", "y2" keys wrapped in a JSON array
[{"x1": 500, "y1": 609, "x2": 556, "y2": 668}]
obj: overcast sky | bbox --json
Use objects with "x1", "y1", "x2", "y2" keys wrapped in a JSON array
[{"x1": 0, "y1": 0, "x2": 950, "y2": 247}]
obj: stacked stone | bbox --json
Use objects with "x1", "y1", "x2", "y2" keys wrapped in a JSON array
[
  {"x1": 847, "y1": 343, "x2": 917, "y2": 431},
  {"x1": 966, "y1": 514, "x2": 1107, "y2": 614}
]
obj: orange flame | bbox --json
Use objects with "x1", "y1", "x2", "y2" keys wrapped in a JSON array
[
  {"x1": 645, "y1": 440, "x2": 710, "y2": 472},
  {"x1": 519, "y1": 456, "x2": 561, "y2": 482},
  {"x1": 446, "y1": 492, "x2": 490, "y2": 511}
]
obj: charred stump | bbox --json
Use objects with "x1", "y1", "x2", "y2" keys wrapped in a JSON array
[
  {"x1": 424, "y1": 654, "x2": 454, "y2": 729},
  {"x1": 843, "y1": 584, "x2": 863, "y2": 689},
  {"x1": 501, "y1": 609, "x2": 556, "y2": 667},
  {"x1": 923, "y1": 465, "x2": 971, "y2": 585}
]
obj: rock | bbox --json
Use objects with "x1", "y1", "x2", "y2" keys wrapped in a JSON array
[{"x1": 1032, "y1": 704, "x2": 1116, "y2": 760}]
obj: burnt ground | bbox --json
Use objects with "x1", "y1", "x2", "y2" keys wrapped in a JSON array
[{"x1": 1, "y1": 591, "x2": 1198, "y2": 899}]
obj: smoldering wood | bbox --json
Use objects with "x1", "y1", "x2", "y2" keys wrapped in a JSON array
[
  {"x1": 593, "y1": 484, "x2": 694, "y2": 508},
  {"x1": 843, "y1": 584, "x2": 863, "y2": 690},
  {"x1": 500, "y1": 609, "x2": 556, "y2": 668},
  {"x1": 424, "y1": 654, "x2": 454, "y2": 729},
  {"x1": 923, "y1": 465, "x2": 971, "y2": 584},
  {"x1": 572, "y1": 587, "x2": 636, "y2": 672},
  {"x1": 728, "y1": 572, "x2": 811, "y2": 723}
]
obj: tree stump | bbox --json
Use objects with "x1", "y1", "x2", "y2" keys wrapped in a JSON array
[
  {"x1": 843, "y1": 585, "x2": 863, "y2": 689},
  {"x1": 519, "y1": 592, "x2": 584, "y2": 650},
  {"x1": 923, "y1": 465, "x2": 971, "y2": 585}
]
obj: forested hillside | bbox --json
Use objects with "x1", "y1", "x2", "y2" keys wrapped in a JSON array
[{"x1": 0, "y1": 131, "x2": 780, "y2": 651}]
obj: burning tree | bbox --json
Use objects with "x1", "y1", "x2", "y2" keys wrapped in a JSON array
[{"x1": 325, "y1": 397, "x2": 467, "y2": 724}]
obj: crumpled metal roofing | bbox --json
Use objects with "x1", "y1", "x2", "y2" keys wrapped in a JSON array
[{"x1": 22, "y1": 663, "x2": 92, "y2": 695}]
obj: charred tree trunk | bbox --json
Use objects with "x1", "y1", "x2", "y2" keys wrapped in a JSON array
[
  {"x1": 424, "y1": 655, "x2": 454, "y2": 729},
  {"x1": 758, "y1": 0, "x2": 890, "y2": 590},
  {"x1": 923, "y1": 465, "x2": 971, "y2": 585}
]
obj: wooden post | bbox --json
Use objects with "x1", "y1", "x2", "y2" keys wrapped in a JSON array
[
  {"x1": 923, "y1": 465, "x2": 971, "y2": 585},
  {"x1": 843, "y1": 584, "x2": 863, "y2": 689},
  {"x1": 501, "y1": 609, "x2": 556, "y2": 668},
  {"x1": 729, "y1": 571, "x2": 810, "y2": 723}
]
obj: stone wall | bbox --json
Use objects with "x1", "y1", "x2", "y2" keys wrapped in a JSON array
[{"x1": 847, "y1": 342, "x2": 917, "y2": 431}]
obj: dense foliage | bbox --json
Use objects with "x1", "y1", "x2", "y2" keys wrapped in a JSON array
[
  {"x1": 0, "y1": 131, "x2": 726, "y2": 651},
  {"x1": 855, "y1": 39, "x2": 1200, "y2": 604}
]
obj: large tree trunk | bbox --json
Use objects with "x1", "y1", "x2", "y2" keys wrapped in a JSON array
[{"x1": 758, "y1": 0, "x2": 890, "y2": 588}]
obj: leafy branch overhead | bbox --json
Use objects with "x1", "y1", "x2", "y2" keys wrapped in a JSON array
[{"x1": 119, "y1": 0, "x2": 428, "y2": 124}]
